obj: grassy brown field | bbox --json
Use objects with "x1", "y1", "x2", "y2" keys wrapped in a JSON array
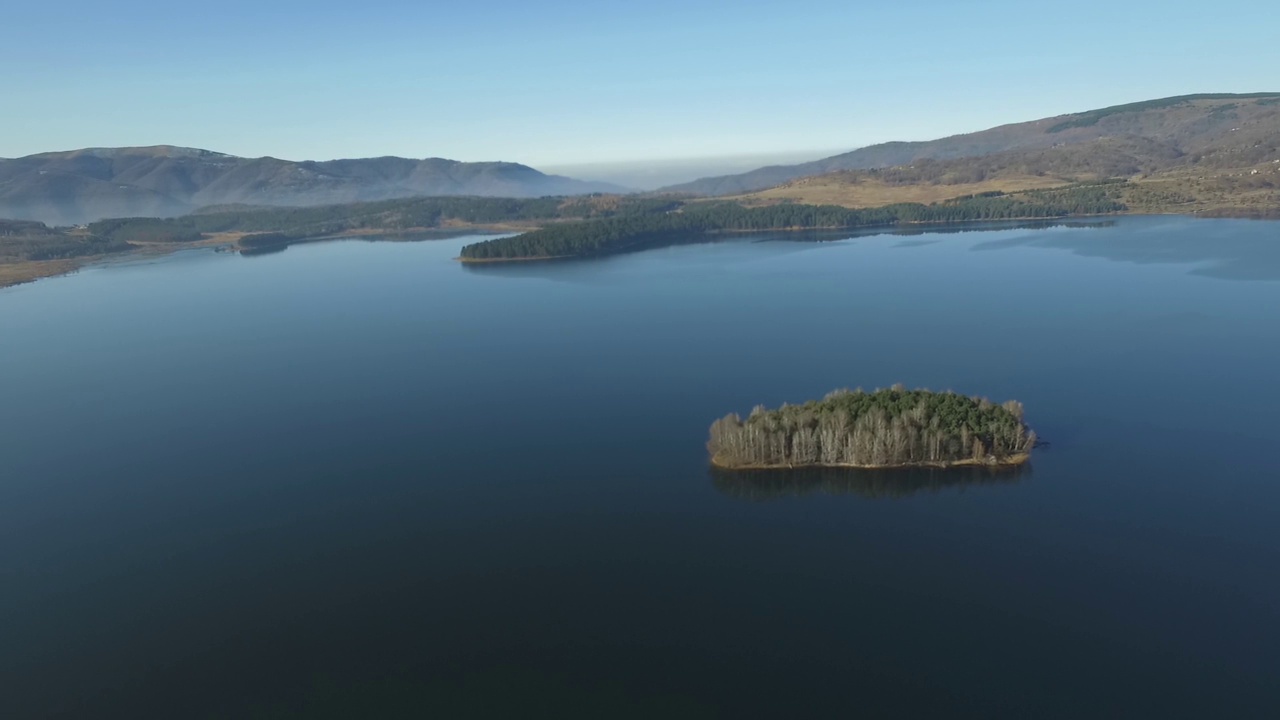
[
  {"x1": 0, "y1": 258, "x2": 91, "y2": 289},
  {"x1": 718, "y1": 172, "x2": 1072, "y2": 208},
  {"x1": 1118, "y1": 171, "x2": 1280, "y2": 215},
  {"x1": 716, "y1": 163, "x2": 1280, "y2": 216},
  {"x1": 0, "y1": 257, "x2": 85, "y2": 285}
]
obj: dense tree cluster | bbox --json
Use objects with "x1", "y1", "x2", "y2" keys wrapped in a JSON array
[
  {"x1": 87, "y1": 217, "x2": 204, "y2": 243},
  {"x1": 460, "y1": 186, "x2": 1127, "y2": 260},
  {"x1": 0, "y1": 221, "x2": 132, "y2": 262},
  {"x1": 936, "y1": 183, "x2": 1127, "y2": 219},
  {"x1": 708, "y1": 387, "x2": 1036, "y2": 469}
]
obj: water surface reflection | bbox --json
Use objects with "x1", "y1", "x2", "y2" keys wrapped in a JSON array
[
  {"x1": 710, "y1": 464, "x2": 1029, "y2": 501},
  {"x1": 971, "y1": 216, "x2": 1280, "y2": 280}
]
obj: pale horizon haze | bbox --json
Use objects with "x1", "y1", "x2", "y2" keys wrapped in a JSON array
[{"x1": 5, "y1": 0, "x2": 1279, "y2": 169}]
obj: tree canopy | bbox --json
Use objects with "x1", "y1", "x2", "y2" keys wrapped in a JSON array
[{"x1": 708, "y1": 386, "x2": 1036, "y2": 469}]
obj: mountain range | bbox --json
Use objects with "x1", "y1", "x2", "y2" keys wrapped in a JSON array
[
  {"x1": 0, "y1": 147, "x2": 625, "y2": 225},
  {"x1": 661, "y1": 93, "x2": 1280, "y2": 196},
  {"x1": 5, "y1": 93, "x2": 1279, "y2": 227}
]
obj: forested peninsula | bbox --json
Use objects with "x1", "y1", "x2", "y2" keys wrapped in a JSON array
[
  {"x1": 458, "y1": 183, "x2": 1124, "y2": 261},
  {"x1": 708, "y1": 387, "x2": 1036, "y2": 470}
]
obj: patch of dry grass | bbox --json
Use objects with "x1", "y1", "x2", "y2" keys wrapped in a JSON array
[
  {"x1": 0, "y1": 258, "x2": 87, "y2": 289},
  {"x1": 1123, "y1": 173, "x2": 1280, "y2": 214},
  {"x1": 721, "y1": 174, "x2": 1072, "y2": 208}
]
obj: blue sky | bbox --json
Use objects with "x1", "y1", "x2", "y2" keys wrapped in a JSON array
[{"x1": 5, "y1": 0, "x2": 1279, "y2": 165}]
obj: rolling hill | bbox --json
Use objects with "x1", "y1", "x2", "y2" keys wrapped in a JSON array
[
  {"x1": 0, "y1": 147, "x2": 626, "y2": 225},
  {"x1": 663, "y1": 93, "x2": 1280, "y2": 197}
]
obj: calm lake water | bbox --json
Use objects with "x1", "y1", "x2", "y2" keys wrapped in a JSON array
[{"x1": 2, "y1": 216, "x2": 1279, "y2": 718}]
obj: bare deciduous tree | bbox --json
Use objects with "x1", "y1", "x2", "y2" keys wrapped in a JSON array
[{"x1": 707, "y1": 387, "x2": 1035, "y2": 469}]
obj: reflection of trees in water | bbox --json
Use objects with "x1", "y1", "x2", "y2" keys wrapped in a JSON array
[
  {"x1": 880, "y1": 219, "x2": 1115, "y2": 238},
  {"x1": 239, "y1": 244, "x2": 289, "y2": 258},
  {"x1": 460, "y1": 221, "x2": 1115, "y2": 278},
  {"x1": 972, "y1": 217, "x2": 1280, "y2": 281},
  {"x1": 755, "y1": 220, "x2": 1121, "y2": 250},
  {"x1": 710, "y1": 463, "x2": 1029, "y2": 501},
  {"x1": 240, "y1": 230, "x2": 486, "y2": 258}
]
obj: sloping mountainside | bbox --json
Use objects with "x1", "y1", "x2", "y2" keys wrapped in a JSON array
[
  {"x1": 0, "y1": 146, "x2": 625, "y2": 225},
  {"x1": 664, "y1": 94, "x2": 1280, "y2": 196}
]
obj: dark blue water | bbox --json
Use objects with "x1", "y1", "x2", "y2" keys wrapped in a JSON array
[{"x1": 2, "y1": 216, "x2": 1278, "y2": 719}]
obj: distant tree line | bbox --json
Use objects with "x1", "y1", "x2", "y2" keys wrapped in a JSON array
[
  {"x1": 85, "y1": 195, "x2": 681, "y2": 245},
  {"x1": 708, "y1": 387, "x2": 1036, "y2": 469},
  {"x1": 1046, "y1": 93, "x2": 1280, "y2": 133},
  {"x1": 460, "y1": 184, "x2": 1127, "y2": 260}
]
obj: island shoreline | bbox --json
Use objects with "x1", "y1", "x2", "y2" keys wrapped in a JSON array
[{"x1": 709, "y1": 452, "x2": 1031, "y2": 471}]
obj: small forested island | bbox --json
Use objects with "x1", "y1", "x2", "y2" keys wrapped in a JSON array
[{"x1": 708, "y1": 386, "x2": 1036, "y2": 469}]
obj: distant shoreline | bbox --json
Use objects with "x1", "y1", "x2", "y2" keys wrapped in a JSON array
[
  {"x1": 5, "y1": 209, "x2": 1277, "y2": 289},
  {"x1": 451, "y1": 213, "x2": 1122, "y2": 264},
  {"x1": 457, "y1": 253, "x2": 572, "y2": 264},
  {"x1": 0, "y1": 257, "x2": 93, "y2": 290},
  {"x1": 453, "y1": 207, "x2": 1280, "y2": 264},
  {"x1": 0, "y1": 223, "x2": 531, "y2": 290}
]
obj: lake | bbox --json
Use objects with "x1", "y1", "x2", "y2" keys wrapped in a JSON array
[{"x1": 2, "y1": 216, "x2": 1278, "y2": 718}]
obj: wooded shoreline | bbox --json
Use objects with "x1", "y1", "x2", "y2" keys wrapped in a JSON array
[{"x1": 454, "y1": 214, "x2": 1119, "y2": 264}]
